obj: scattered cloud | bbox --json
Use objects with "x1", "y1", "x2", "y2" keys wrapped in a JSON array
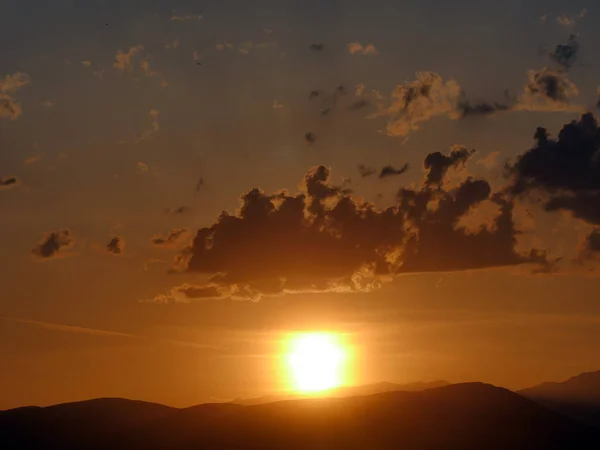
[
  {"x1": 0, "y1": 176, "x2": 19, "y2": 189},
  {"x1": 357, "y1": 164, "x2": 377, "y2": 178},
  {"x1": 347, "y1": 42, "x2": 378, "y2": 56},
  {"x1": 31, "y1": 229, "x2": 74, "y2": 260},
  {"x1": 106, "y1": 236, "x2": 125, "y2": 255},
  {"x1": 113, "y1": 46, "x2": 166, "y2": 85},
  {"x1": 216, "y1": 41, "x2": 234, "y2": 51},
  {"x1": 165, "y1": 39, "x2": 180, "y2": 50},
  {"x1": 557, "y1": 15, "x2": 575, "y2": 27},
  {"x1": 136, "y1": 162, "x2": 149, "y2": 174},
  {"x1": 556, "y1": 9, "x2": 586, "y2": 28},
  {"x1": 355, "y1": 83, "x2": 366, "y2": 96},
  {"x1": 151, "y1": 228, "x2": 190, "y2": 249},
  {"x1": 135, "y1": 109, "x2": 160, "y2": 144},
  {"x1": 368, "y1": 68, "x2": 584, "y2": 137},
  {"x1": 81, "y1": 60, "x2": 92, "y2": 68},
  {"x1": 379, "y1": 164, "x2": 410, "y2": 179},
  {"x1": 272, "y1": 100, "x2": 284, "y2": 109},
  {"x1": 24, "y1": 155, "x2": 41, "y2": 165},
  {"x1": 113, "y1": 45, "x2": 144, "y2": 72},
  {"x1": 370, "y1": 72, "x2": 463, "y2": 136},
  {"x1": 514, "y1": 67, "x2": 580, "y2": 112},
  {"x1": 0, "y1": 72, "x2": 31, "y2": 119},
  {"x1": 549, "y1": 34, "x2": 580, "y2": 70}
]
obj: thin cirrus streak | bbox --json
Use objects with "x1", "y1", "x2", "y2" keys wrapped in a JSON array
[{"x1": 0, "y1": 316, "x2": 222, "y2": 350}]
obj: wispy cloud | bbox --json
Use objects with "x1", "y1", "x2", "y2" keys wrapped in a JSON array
[
  {"x1": 135, "y1": 109, "x2": 160, "y2": 144},
  {"x1": 557, "y1": 8, "x2": 587, "y2": 27},
  {"x1": 113, "y1": 46, "x2": 167, "y2": 86},
  {"x1": 136, "y1": 161, "x2": 149, "y2": 174},
  {"x1": 0, "y1": 317, "x2": 220, "y2": 350},
  {"x1": 113, "y1": 45, "x2": 144, "y2": 72}
]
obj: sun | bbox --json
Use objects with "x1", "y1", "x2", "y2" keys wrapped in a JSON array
[{"x1": 285, "y1": 332, "x2": 348, "y2": 394}]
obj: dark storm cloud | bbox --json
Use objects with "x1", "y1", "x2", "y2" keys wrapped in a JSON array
[
  {"x1": 379, "y1": 164, "x2": 409, "y2": 179},
  {"x1": 304, "y1": 132, "x2": 316, "y2": 144},
  {"x1": 549, "y1": 34, "x2": 580, "y2": 70},
  {"x1": 508, "y1": 113, "x2": 600, "y2": 225},
  {"x1": 31, "y1": 230, "x2": 74, "y2": 259},
  {"x1": 0, "y1": 176, "x2": 19, "y2": 189},
  {"x1": 106, "y1": 236, "x2": 124, "y2": 255},
  {"x1": 309, "y1": 44, "x2": 324, "y2": 52},
  {"x1": 424, "y1": 145, "x2": 475, "y2": 186},
  {"x1": 162, "y1": 149, "x2": 547, "y2": 301},
  {"x1": 357, "y1": 164, "x2": 376, "y2": 178},
  {"x1": 151, "y1": 228, "x2": 190, "y2": 248}
]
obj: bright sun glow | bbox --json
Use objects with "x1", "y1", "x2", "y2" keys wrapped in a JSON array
[{"x1": 285, "y1": 332, "x2": 348, "y2": 393}]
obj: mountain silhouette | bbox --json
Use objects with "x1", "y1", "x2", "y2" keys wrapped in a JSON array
[
  {"x1": 0, "y1": 398, "x2": 175, "y2": 449},
  {"x1": 519, "y1": 370, "x2": 600, "y2": 428},
  {"x1": 231, "y1": 380, "x2": 450, "y2": 405},
  {"x1": 2, "y1": 382, "x2": 599, "y2": 450}
]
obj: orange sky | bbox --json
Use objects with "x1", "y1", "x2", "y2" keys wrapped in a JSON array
[{"x1": 1, "y1": 0, "x2": 600, "y2": 410}]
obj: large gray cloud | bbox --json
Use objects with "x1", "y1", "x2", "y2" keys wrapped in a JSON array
[
  {"x1": 156, "y1": 149, "x2": 547, "y2": 302},
  {"x1": 508, "y1": 113, "x2": 600, "y2": 226}
]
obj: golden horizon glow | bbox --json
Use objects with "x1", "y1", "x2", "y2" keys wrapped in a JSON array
[{"x1": 285, "y1": 332, "x2": 348, "y2": 393}]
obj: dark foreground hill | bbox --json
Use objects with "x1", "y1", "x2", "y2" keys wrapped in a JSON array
[
  {"x1": 2, "y1": 383, "x2": 600, "y2": 450},
  {"x1": 519, "y1": 370, "x2": 600, "y2": 428}
]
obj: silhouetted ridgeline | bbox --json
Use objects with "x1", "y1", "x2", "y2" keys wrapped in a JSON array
[
  {"x1": 2, "y1": 380, "x2": 600, "y2": 450},
  {"x1": 519, "y1": 370, "x2": 600, "y2": 428}
]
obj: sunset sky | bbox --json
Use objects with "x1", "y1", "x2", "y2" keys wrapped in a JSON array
[{"x1": 2, "y1": 0, "x2": 600, "y2": 410}]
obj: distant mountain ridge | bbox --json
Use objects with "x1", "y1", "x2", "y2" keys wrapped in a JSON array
[
  {"x1": 231, "y1": 380, "x2": 450, "y2": 405},
  {"x1": 2, "y1": 379, "x2": 600, "y2": 450},
  {"x1": 519, "y1": 370, "x2": 600, "y2": 428}
]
